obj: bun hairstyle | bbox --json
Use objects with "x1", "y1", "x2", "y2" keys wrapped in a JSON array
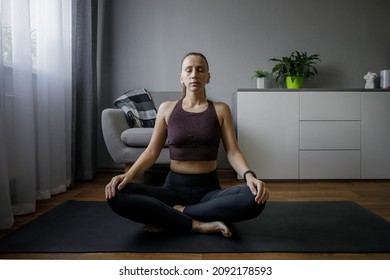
[{"x1": 181, "y1": 52, "x2": 209, "y2": 98}]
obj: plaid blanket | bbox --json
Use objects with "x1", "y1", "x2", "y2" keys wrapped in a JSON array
[{"x1": 113, "y1": 88, "x2": 157, "y2": 128}]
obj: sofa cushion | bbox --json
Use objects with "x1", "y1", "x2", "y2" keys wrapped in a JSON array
[{"x1": 121, "y1": 128, "x2": 168, "y2": 147}]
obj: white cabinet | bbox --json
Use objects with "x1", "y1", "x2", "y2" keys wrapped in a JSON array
[
  {"x1": 236, "y1": 91, "x2": 299, "y2": 179},
  {"x1": 361, "y1": 92, "x2": 390, "y2": 179},
  {"x1": 299, "y1": 91, "x2": 361, "y2": 179},
  {"x1": 236, "y1": 90, "x2": 390, "y2": 180}
]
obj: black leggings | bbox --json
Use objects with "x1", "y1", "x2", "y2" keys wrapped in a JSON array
[{"x1": 107, "y1": 170, "x2": 266, "y2": 232}]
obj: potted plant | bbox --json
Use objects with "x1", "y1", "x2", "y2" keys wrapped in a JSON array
[
  {"x1": 269, "y1": 51, "x2": 320, "y2": 88},
  {"x1": 251, "y1": 69, "x2": 271, "y2": 88}
]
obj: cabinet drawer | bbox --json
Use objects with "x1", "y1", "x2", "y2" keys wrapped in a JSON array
[
  {"x1": 300, "y1": 121, "x2": 361, "y2": 150},
  {"x1": 300, "y1": 92, "x2": 361, "y2": 120},
  {"x1": 300, "y1": 151, "x2": 361, "y2": 179}
]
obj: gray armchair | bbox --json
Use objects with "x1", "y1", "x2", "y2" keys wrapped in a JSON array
[{"x1": 101, "y1": 91, "x2": 181, "y2": 171}]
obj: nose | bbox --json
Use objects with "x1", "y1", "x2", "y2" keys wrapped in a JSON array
[{"x1": 190, "y1": 69, "x2": 198, "y2": 79}]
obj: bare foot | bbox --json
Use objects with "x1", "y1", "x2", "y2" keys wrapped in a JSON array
[
  {"x1": 173, "y1": 205, "x2": 185, "y2": 212},
  {"x1": 143, "y1": 224, "x2": 164, "y2": 233},
  {"x1": 174, "y1": 205, "x2": 231, "y2": 237},
  {"x1": 192, "y1": 220, "x2": 232, "y2": 237}
]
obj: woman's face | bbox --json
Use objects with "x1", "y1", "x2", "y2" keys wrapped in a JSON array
[{"x1": 180, "y1": 55, "x2": 210, "y2": 93}]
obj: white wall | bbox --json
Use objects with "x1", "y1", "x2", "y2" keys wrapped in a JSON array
[{"x1": 98, "y1": 0, "x2": 390, "y2": 169}]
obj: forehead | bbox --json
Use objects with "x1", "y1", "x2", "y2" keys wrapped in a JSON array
[{"x1": 181, "y1": 55, "x2": 208, "y2": 69}]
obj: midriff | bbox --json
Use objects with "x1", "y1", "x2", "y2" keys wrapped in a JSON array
[{"x1": 170, "y1": 160, "x2": 217, "y2": 174}]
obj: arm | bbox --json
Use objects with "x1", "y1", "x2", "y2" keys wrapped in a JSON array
[
  {"x1": 105, "y1": 102, "x2": 172, "y2": 199},
  {"x1": 216, "y1": 102, "x2": 269, "y2": 204}
]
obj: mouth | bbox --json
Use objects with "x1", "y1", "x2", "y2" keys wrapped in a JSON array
[{"x1": 189, "y1": 82, "x2": 201, "y2": 87}]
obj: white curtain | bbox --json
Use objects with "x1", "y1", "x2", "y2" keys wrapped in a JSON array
[{"x1": 0, "y1": 0, "x2": 72, "y2": 229}]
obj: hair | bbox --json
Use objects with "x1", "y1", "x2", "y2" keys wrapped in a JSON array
[{"x1": 180, "y1": 52, "x2": 209, "y2": 98}]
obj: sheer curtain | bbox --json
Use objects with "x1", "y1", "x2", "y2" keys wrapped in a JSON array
[{"x1": 0, "y1": 0, "x2": 72, "y2": 229}]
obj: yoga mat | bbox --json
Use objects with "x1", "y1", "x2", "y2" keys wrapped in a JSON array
[{"x1": 1, "y1": 200, "x2": 390, "y2": 253}]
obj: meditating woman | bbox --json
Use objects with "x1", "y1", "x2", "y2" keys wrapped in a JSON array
[{"x1": 105, "y1": 52, "x2": 269, "y2": 237}]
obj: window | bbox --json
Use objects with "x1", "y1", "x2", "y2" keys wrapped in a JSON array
[{"x1": 1, "y1": 0, "x2": 39, "y2": 67}]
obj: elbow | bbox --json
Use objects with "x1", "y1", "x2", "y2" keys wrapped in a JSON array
[
  {"x1": 143, "y1": 146, "x2": 162, "y2": 162},
  {"x1": 226, "y1": 151, "x2": 240, "y2": 164},
  {"x1": 226, "y1": 148, "x2": 242, "y2": 159}
]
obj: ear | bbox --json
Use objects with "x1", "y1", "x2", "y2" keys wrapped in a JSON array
[
  {"x1": 207, "y1": 73, "x2": 211, "y2": 84},
  {"x1": 179, "y1": 73, "x2": 183, "y2": 84}
]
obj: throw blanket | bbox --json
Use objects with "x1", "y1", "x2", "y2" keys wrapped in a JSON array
[{"x1": 114, "y1": 88, "x2": 157, "y2": 128}]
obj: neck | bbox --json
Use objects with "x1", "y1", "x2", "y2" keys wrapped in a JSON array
[
  {"x1": 183, "y1": 90, "x2": 207, "y2": 106},
  {"x1": 183, "y1": 91, "x2": 207, "y2": 107}
]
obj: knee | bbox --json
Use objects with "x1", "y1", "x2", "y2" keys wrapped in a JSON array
[
  {"x1": 243, "y1": 200, "x2": 266, "y2": 220},
  {"x1": 252, "y1": 201, "x2": 266, "y2": 217},
  {"x1": 240, "y1": 187, "x2": 266, "y2": 218},
  {"x1": 106, "y1": 183, "x2": 136, "y2": 209},
  {"x1": 106, "y1": 191, "x2": 125, "y2": 214},
  {"x1": 106, "y1": 194, "x2": 118, "y2": 212},
  {"x1": 107, "y1": 194, "x2": 117, "y2": 206}
]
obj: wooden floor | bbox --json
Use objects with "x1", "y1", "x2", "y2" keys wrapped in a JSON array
[{"x1": 1, "y1": 170, "x2": 390, "y2": 260}]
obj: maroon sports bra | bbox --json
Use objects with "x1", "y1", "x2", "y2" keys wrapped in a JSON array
[{"x1": 167, "y1": 99, "x2": 221, "y2": 161}]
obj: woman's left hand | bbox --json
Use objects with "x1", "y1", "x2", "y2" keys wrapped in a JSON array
[{"x1": 247, "y1": 178, "x2": 269, "y2": 204}]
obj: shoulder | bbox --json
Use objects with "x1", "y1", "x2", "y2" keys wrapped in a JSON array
[
  {"x1": 211, "y1": 101, "x2": 233, "y2": 128},
  {"x1": 157, "y1": 100, "x2": 180, "y2": 124},
  {"x1": 212, "y1": 101, "x2": 232, "y2": 116},
  {"x1": 158, "y1": 100, "x2": 179, "y2": 114}
]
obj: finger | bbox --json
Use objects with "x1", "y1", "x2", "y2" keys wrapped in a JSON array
[
  {"x1": 258, "y1": 189, "x2": 267, "y2": 204},
  {"x1": 255, "y1": 189, "x2": 263, "y2": 204},
  {"x1": 258, "y1": 185, "x2": 269, "y2": 204},
  {"x1": 107, "y1": 177, "x2": 119, "y2": 199},
  {"x1": 105, "y1": 180, "x2": 111, "y2": 199},
  {"x1": 248, "y1": 183, "x2": 257, "y2": 196},
  {"x1": 106, "y1": 185, "x2": 114, "y2": 199},
  {"x1": 253, "y1": 182, "x2": 261, "y2": 199},
  {"x1": 117, "y1": 176, "x2": 128, "y2": 190},
  {"x1": 105, "y1": 184, "x2": 111, "y2": 200},
  {"x1": 255, "y1": 182, "x2": 267, "y2": 204}
]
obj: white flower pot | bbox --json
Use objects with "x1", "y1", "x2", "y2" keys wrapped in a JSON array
[{"x1": 257, "y1": 77, "x2": 265, "y2": 89}]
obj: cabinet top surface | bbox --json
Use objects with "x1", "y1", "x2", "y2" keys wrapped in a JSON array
[{"x1": 237, "y1": 88, "x2": 389, "y2": 92}]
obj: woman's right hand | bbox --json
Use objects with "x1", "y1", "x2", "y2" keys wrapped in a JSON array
[{"x1": 104, "y1": 173, "x2": 130, "y2": 200}]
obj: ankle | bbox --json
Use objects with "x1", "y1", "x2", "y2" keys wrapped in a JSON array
[{"x1": 173, "y1": 205, "x2": 186, "y2": 213}]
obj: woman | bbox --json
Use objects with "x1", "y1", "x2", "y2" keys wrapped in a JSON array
[{"x1": 105, "y1": 52, "x2": 269, "y2": 237}]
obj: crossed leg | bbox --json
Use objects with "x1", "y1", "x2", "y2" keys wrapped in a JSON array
[{"x1": 107, "y1": 183, "x2": 265, "y2": 237}]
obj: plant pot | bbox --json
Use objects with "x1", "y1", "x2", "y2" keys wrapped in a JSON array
[
  {"x1": 256, "y1": 77, "x2": 265, "y2": 89},
  {"x1": 286, "y1": 76, "x2": 304, "y2": 89}
]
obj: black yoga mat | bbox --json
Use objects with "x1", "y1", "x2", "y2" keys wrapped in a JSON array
[{"x1": 1, "y1": 200, "x2": 390, "y2": 253}]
